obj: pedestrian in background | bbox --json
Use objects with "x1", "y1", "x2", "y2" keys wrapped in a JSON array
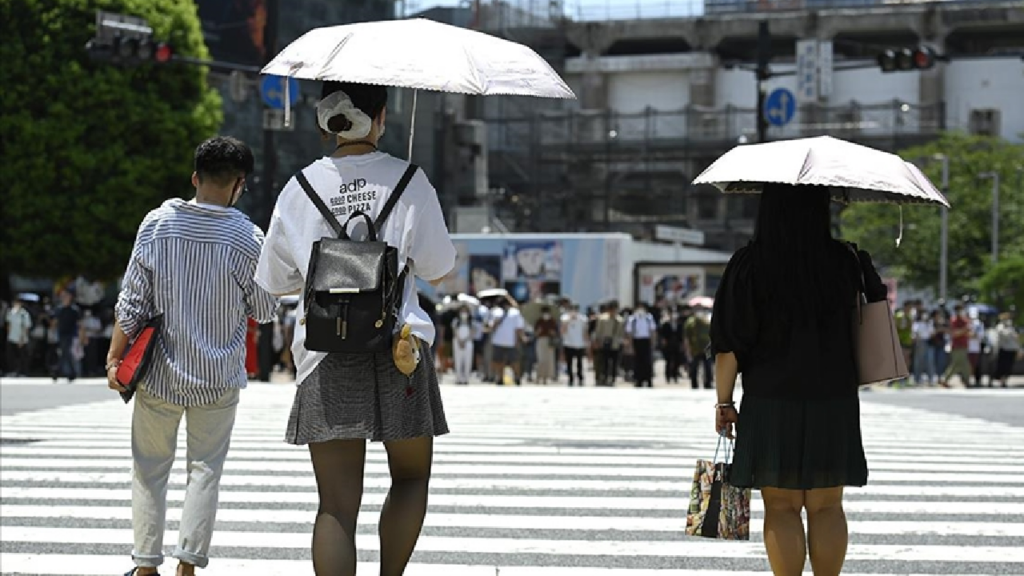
[
  {"x1": 684, "y1": 305, "x2": 713, "y2": 390},
  {"x1": 592, "y1": 301, "x2": 624, "y2": 386},
  {"x1": 912, "y1": 311, "x2": 937, "y2": 384},
  {"x1": 560, "y1": 303, "x2": 589, "y2": 386},
  {"x1": 255, "y1": 81, "x2": 455, "y2": 576},
  {"x1": 452, "y1": 305, "x2": 475, "y2": 385},
  {"x1": 939, "y1": 303, "x2": 972, "y2": 387},
  {"x1": 626, "y1": 302, "x2": 656, "y2": 387},
  {"x1": 534, "y1": 306, "x2": 559, "y2": 384},
  {"x1": 5, "y1": 297, "x2": 32, "y2": 376},
  {"x1": 993, "y1": 313, "x2": 1021, "y2": 388},
  {"x1": 53, "y1": 290, "x2": 80, "y2": 382},
  {"x1": 711, "y1": 184, "x2": 885, "y2": 576},
  {"x1": 107, "y1": 136, "x2": 278, "y2": 576}
]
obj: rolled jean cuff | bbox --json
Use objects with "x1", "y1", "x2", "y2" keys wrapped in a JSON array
[
  {"x1": 173, "y1": 547, "x2": 209, "y2": 569},
  {"x1": 132, "y1": 552, "x2": 163, "y2": 568}
]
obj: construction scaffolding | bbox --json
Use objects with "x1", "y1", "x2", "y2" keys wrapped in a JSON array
[{"x1": 482, "y1": 98, "x2": 946, "y2": 242}]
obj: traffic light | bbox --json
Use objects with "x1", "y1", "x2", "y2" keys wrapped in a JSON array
[
  {"x1": 877, "y1": 46, "x2": 936, "y2": 73},
  {"x1": 84, "y1": 11, "x2": 174, "y2": 66}
]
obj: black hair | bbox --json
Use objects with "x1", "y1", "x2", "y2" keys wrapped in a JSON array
[
  {"x1": 320, "y1": 81, "x2": 388, "y2": 134},
  {"x1": 750, "y1": 183, "x2": 847, "y2": 319},
  {"x1": 194, "y1": 136, "x2": 254, "y2": 186}
]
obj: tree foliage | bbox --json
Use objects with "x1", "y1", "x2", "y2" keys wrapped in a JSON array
[
  {"x1": 840, "y1": 133, "x2": 1024, "y2": 300},
  {"x1": 977, "y1": 256, "x2": 1024, "y2": 314},
  {"x1": 0, "y1": 0, "x2": 222, "y2": 280}
]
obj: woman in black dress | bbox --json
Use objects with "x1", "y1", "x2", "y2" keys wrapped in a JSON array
[{"x1": 710, "y1": 183, "x2": 886, "y2": 576}]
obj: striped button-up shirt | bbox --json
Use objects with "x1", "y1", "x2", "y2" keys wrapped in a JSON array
[{"x1": 116, "y1": 199, "x2": 278, "y2": 406}]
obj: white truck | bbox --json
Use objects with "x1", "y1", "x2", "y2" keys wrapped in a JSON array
[{"x1": 415, "y1": 232, "x2": 733, "y2": 310}]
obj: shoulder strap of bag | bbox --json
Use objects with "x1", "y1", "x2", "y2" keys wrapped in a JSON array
[
  {"x1": 374, "y1": 163, "x2": 419, "y2": 231},
  {"x1": 295, "y1": 171, "x2": 345, "y2": 238}
]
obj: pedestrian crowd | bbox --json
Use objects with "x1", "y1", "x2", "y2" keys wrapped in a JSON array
[
  {"x1": 894, "y1": 298, "x2": 1020, "y2": 388},
  {"x1": 432, "y1": 295, "x2": 719, "y2": 389},
  {"x1": 1, "y1": 287, "x2": 115, "y2": 381}
]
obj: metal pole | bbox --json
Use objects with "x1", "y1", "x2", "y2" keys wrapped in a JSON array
[
  {"x1": 261, "y1": 0, "x2": 279, "y2": 231},
  {"x1": 938, "y1": 155, "x2": 949, "y2": 302},
  {"x1": 992, "y1": 173, "x2": 1000, "y2": 264},
  {"x1": 756, "y1": 21, "x2": 771, "y2": 143},
  {"x1": 981, "y1": 172, "x2": 1001, "y2": 264}
]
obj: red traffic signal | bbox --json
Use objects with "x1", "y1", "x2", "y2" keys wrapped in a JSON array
[
  {"x1": 878, "y1": 46, "x2": 937, "y2": 73},
  {"x1": 154, "y1": 43, "x2": 173, "y2": 64},
  {"x1": 85, "y1": 36, "x2": 173, "y2": 66}
]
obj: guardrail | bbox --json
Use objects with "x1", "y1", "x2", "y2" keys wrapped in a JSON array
[
  {"x1": 484, "y1": 100, "x2": 946, "y2": 150},
  {"x1": 472, "y1": 0, "x2": 1020, "y2": 23}
]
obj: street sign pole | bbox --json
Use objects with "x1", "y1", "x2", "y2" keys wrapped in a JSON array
[
  {"x1": 260, "y1": 0, "x2": 279, "y2": 232},
  {"x1": 756, "y1": 21, "x2": 771, "y2": 143}
]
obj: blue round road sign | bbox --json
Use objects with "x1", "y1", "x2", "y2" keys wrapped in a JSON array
[
  {"x1": 764, "y1": 88, "x2": 796, "y2": 127},
  {"x1": 260, "y1": 75, "x2": 301, "y2": 110}
]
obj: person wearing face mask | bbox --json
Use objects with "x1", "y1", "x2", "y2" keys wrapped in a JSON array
[
  {"x1": 452, "y1": 305, "x2": 475, "y2": 385},
  {"x1": 534, "y1": 306, "x2": 559, "y2": 385},
  {"x1": 107, "y1": 136, "x2": 279, "y2": 576}
]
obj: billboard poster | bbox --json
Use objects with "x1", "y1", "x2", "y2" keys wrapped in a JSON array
[
  {"x1": 468, "y1": 255, "x2": 502, "y2": 295},
  {"x1": 502, "y1": 241, "x2": 562, "y2": 281},
  {"x1": 196, "y1": 0, "x2": 267, "y2": 67},
  {"x1": 637, "y1": 265, "x2": 706, "y2": 308}
]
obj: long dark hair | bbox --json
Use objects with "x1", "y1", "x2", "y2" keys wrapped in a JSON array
[{"x1": 750, "y1": 183, "x2": 847, "y2": 319}]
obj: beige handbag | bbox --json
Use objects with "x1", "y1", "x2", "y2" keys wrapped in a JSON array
[{"x1": 848, "y1": 247, "x2": 910, "y2": 386}]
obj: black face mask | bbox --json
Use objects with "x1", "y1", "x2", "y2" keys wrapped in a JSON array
[{"x1": 228, "y1": 178, "x2": 247, "y2": 207}]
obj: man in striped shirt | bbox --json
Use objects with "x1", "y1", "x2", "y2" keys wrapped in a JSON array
[{"x1": 105, "y1": 136, "x2": 278, "y2": 576}]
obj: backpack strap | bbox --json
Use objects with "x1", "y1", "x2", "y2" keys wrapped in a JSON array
[
  {"x1": 295, "y1": 171, "x2": 345, "y2": 238},
  {"x1": 375, "y1": 163, "x2": 419, "y2": 230}
]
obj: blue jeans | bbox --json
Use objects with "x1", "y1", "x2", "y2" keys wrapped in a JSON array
[
  {"x1": 913, "y1": 340, "x2": 936, "y2": 383},
  {"x1": 57, "y1": 336, "x2": 77, "y2": 379}
]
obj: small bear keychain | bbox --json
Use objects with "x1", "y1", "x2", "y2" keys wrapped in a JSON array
[{"x1": 392, "y1": 324, "x2": 421, "y2": 397}]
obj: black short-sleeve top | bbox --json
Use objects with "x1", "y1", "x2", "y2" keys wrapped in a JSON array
[{"x1": 710, "y1": 240, "x2": 887, "y2": 399}]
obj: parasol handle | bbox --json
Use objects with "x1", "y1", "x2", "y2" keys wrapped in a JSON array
[
  {"x1": 284, "y1": 76, "x2": 291, "y2": 128},
  {"x1": 407, "y1": 89, "x2": 418, "y2": 160}
]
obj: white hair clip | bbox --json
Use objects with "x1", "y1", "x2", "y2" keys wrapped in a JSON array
[{"x1": 316, "y1": 90, "x2": 372, "y2": 139}]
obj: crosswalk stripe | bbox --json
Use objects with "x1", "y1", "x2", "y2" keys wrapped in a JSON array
[
  {"x1": 2, "y1": 384, "x2": 1022, "y2": 574},
  {"x1": 3, "y1": 505, "x2": 1023, "y2": 537},
  {"x1": 4, "y1": 526, "x2": 1024, "y2": 562},
  {"x1": 4, "y1": 554, "x2": 1010, "y2": 576},
  {"x1": 2, "y1": 444, "x2": 1019, "y2": 465}
]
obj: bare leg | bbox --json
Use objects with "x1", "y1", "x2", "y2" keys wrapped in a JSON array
[
  {"x1": 379, "y1": 437, "x2": 433, "y2": 576},
  {"x1": 760, "y1": 487, "x2": 807, "y2": 576},
  {"x1": 308, "y1": 439, "x2": 366, "y2": 576},
  {"x1": 805, "y1": 487, "x2": 848, "y2": 576}
]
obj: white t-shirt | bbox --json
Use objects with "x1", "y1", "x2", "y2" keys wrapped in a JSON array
[
  {"x1": 490, "y1": 307, "x2": 525, "y2": 348},
  {"x1": 560, "y1": 312, "x2": 588, "y2": 349},
  {"x1": 912, "y1": 320, "x2": 934, "y2": 341},
  {"x1": 6, "y1": 306, "x2": 32, "y2": 345},
  {"x1": 255, "y1": 152, "x2": 457, "y2": 386}
]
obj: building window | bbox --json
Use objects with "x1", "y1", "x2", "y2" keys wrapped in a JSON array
[{"x1": 969, "y1": 109, "x2": 1000, "y2": 137}]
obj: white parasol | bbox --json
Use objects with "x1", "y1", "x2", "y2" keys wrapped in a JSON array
[
  {"x1": 693, "y1": 136, "x2": 950, "y2": 207},
  {"x1": 261, "y1": 18, "x2": 576, "y2": 157}
]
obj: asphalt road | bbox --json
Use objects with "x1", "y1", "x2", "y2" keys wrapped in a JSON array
[{"x1": 1, "y1": 373, "x2": 1023, "y2": 575}]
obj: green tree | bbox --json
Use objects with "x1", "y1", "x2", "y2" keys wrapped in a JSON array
[
  {"x1": 0, "y1": 0, "x2": 222, "y2": 281},
  {"x1": 977, "y1": 256, "x2": 1024, "y2": 314},
  {"x1": 840, "y1": 132, "x2": 1024, "y2": 299}
]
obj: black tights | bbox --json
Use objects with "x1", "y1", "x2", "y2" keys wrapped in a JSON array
[{"x1": 308, "y1": 437, "x2": 433, "y2": 576}]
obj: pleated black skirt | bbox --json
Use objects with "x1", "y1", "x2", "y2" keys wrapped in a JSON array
[{"x1": 730, "y1": 392, "x2": 868, "y2": 490}]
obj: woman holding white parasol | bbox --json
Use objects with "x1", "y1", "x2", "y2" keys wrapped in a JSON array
[
  {"x1": 700, "y1": 136, "x2": 949, "y2": 576},
  {"x1": 256, "y1": 18, "x2": 575, "y2": 576}
]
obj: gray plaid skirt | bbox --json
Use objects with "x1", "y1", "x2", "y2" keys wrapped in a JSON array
[{"x1": 285, "y1": 344, "x2": 448, "y2": 444}]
